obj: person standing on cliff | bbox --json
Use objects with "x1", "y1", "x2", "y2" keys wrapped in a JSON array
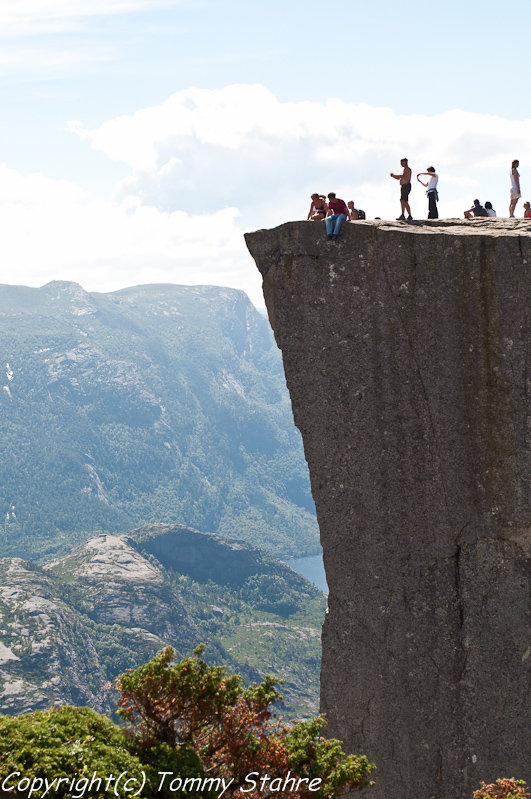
[
  {"x1": 390, "y1": 158, "x2": 413, "y2": 221},
  {"x1": 417, "y1": 166, "x2": 438, "y2": 219},
  {"x1": 510, "y1": 159, "x2": 521, "y2": 217},
  {"x1": 325, "y1": 193, "x2": 349, "y2": 240}
]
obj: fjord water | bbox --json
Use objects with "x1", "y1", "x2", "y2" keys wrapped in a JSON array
[{"x1": 285, "y1": 553, "x2": 327, "y2": 593}]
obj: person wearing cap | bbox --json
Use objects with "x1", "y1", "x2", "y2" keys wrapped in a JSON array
[
  {"x1": 417, "y1": 167, "x2": 438, "y2": 219},
  {"x1": 464, "y1": 199, "x2": 488, "y2": 219},
  {"x1": 390, "y1": 158, "x2": 413, "y2": 221},
  {"x1": 325, "y1": 193, "x2": 349, "y2": 240}
]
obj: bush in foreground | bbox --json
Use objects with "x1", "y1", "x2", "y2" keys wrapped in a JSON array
[
  {"x1": 0, "y1": 705, "x2": 153, "y2": 797},
  {"x1": 474, "y1": 779, "x2": 531, "y2": 799},
  {"x1": 0, "y1": 646, "x2": 375, "y2": 799},
  {"x1": 117, "y1": 645, "x2": 375, "y2": 798}
]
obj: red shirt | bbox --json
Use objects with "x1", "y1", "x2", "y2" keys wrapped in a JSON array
[{"x1": 328, "y1": 198, "x2": 348, "y2": 215}]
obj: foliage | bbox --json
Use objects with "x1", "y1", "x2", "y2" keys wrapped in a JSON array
[
  {"x1": 117, "y1": 645, "x2": 376, "y2": 799},
  {"x1": 0, "y1": 706, "x2": 153, "y2": 798},
  {"x1": 240, "y1": 573, "x2": 301, "y2": 616},
  {"x1": 0, "y1": 648, "x2": 374, "y2": 799},
  {"x1": 474, "y1": 779, "x2": 531, "y2": 799}
]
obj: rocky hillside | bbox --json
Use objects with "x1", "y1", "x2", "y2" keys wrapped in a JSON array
[
  {"x1": 0, "y1": 524, "x2": 325, "y2": 720},
  {"x1": 0, "y1": 281, "x2": 318, "y2": 560}
]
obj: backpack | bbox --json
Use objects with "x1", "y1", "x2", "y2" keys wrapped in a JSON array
[{"x1": 357, "y1": 209, "x2": 366, "y2": 220}]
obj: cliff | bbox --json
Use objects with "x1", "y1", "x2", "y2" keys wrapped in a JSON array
[{"x1": 245, "y1": 218, "x2": 531, "y2": 799}]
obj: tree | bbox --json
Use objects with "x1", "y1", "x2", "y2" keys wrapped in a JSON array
[
  {"x1": 474, "y1": 779, "x2": 531, "y2": 799},
  {"x1": 116, "y1": 645, "x2": 375, "y2": 799}
]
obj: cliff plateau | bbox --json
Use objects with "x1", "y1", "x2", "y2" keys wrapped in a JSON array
[{"x1": 246, "y1": 219, "x2": 531, "y2": 799}]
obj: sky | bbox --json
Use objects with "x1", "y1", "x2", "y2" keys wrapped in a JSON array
[{"x1": 1, "y1": 0, "x2": 531, "y2": 308}]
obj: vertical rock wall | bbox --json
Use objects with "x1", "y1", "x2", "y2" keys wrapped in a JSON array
[{"x1": 246, "y1": 219, "x2": 531, "y2": 799}]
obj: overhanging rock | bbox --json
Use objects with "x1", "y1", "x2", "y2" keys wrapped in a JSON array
[{"x1": 246, "y1": 218, "x2": 531, "y2": 799}]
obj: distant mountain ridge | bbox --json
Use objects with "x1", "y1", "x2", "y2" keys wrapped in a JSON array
[
  {"x1": 0, "y1": 524, "x2": 325, "y2": 719},
  {"x1": 0, "y1": 281, "x2": 318, "y2": 560}
]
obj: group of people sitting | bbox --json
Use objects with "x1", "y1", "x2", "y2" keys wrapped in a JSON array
[
  {"x1": 307, "y1": 193, "x2": 365, "y2": 241},
  {"x1": 463, "y1": 200, "x2": 497, "y2": 219},
  {"x1": 463, "y1": 199, "x2": 531, "y2": 219}
]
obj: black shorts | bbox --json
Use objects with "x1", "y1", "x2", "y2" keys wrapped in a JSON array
[{"x1": 400, "y1": 182, "x2": 411, "y2": 201}]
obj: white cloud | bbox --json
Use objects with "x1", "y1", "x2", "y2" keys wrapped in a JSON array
[
  {"x1": 1, "y1": 85, "x2": 530, "y2": 310},
  {"x1": 70, "y1": 84, "x2": 531, "y2": 226},
  {"x1": 0, "y1": 0, "x2": 181, "y2": 77},
  {"x1": 0, "y1": 164, "x2": 261, "y2": 305},
  {"x1": 0, "y1": 44, "x2": 113, "y2": 77},
  {"x1": 0, "y1": 0, "x2": 181, "y2": 36}
]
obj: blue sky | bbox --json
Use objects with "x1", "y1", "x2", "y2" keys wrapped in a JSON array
[{"x1": 1, "y1": 0, "x2": 530, "y2": 307}]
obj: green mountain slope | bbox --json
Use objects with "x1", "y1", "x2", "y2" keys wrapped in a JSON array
[
  {"x1": 0, "y1": 524, "x2": 325, "y2": 719},
  {"x1": 0, "y1": 281, "x2": 318, "y2": 560}
]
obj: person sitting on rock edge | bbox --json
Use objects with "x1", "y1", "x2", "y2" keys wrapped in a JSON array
[
  {"x1": 464, "y1": 199, "x2": 488, "y2": 219},
  {"x1": 485, "y1": 201, "x2": 496, "y2": 218},
  {"x1": 307, "y1": 194, "x2": 328, "y2": 221},
  {"x1": 524, "y1": 201, "x2": 531, "y2": 219},
  {"x1": 325, "y1": 193, "x2": 349, "y2": 240}
]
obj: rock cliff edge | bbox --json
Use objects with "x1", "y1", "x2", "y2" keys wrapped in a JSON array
[{"x1": 246, "y1": 219, "x2": 531, "y2": 799}]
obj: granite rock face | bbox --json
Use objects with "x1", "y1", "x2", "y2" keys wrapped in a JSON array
[{"x1": 246, "y1": 219, "x2": 531, "y2": 799}]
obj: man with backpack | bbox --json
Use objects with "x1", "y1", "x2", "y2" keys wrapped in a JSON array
[{"x1": 347, "y1": 201, "x2": 366, "y2": 220}]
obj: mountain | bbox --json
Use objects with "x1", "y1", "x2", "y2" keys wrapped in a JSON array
[
  {"x1": 0, "y1": 281, "x2": 318, "y2": 560},
  {"x1": 0, "y1": 524, "x2": 325, "y2": 719}
]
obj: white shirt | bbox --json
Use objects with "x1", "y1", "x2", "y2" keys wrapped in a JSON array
[
  {"x1": 427, "y1": 174, "x2": 438, "y2": 190},
  {"x1": 486, "y1": 208, "x2": 496, "y2": 217}
]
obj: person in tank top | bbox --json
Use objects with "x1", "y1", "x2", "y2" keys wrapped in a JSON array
[
  {"x1": 510, "y1": 160, "x2": 521, "y2": 217},
  {"x1": 307, "y1": 193, "x2": 328, "y2": 221}
]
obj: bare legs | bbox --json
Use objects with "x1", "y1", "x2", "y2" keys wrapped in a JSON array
[{"x1": 401, "y1": 199, "x2": 412, "y2": 218}]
